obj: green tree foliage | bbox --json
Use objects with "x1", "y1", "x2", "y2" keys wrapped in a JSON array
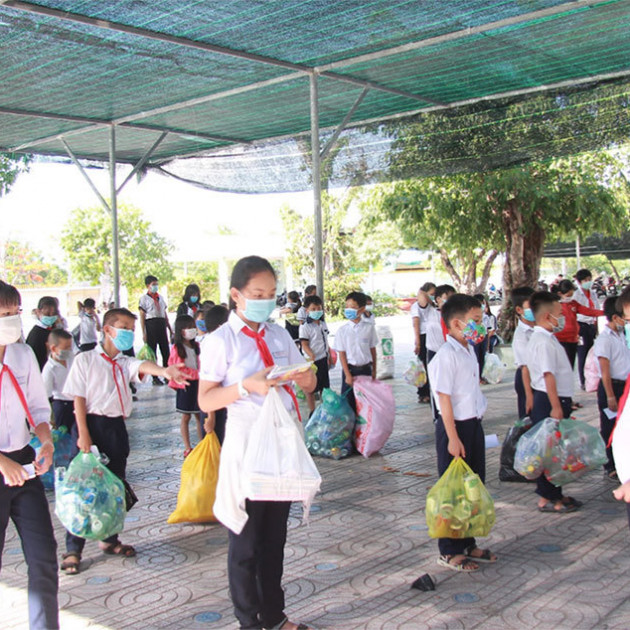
[
  {"x1": 169, "y1": 262, "x2": 220, "y2": 306},
  {"x1": 0, "y1": 239, "x2": 67, "y2": 286},
  {"x1": 60, "y1": 203, "x2": 173, "y2": 292},
  {"x1": 0, "y1": 154, "x2": 30, "y2": 197}
]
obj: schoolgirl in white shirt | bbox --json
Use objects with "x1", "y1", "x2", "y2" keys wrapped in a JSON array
[
  {"x1": 0, "y1": 281, "x2": 59, "y2": 629},
  {"x1": 199, "y1": 255, "x2": 316, "y2": 630}
]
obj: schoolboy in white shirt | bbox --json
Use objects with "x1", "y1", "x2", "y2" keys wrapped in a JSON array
[
  {"x1": 296, "y1": 284, "x2": 317, "y2": 324},
  {"x1": 362, "y1": 295, "x2": 376, "y2": 326},
  {"x1": 526, "y1": 291, "x2": 582, "y2": 514},
  {"x1": 510, "y1": 287, "x2": 536, "y2": 418},
  {"x1": 0, "y1": 281, "x2": 59, "y2": 629},
  {"x1": 334, "y1": 291, "x2": 378, "y2": 414},
  {"x1": 60, "y1": 307, "x2": 188, "y2": 575},
  {"x1": 42, "y1": 328, "x2": 75, "y2": 432},
  {"x1": 411, "y1": 282, "x2": 436, "y2": 403},
  {"x1": 594, "y1": 296, "x2": 630, "y2": 481},
  {"x1": 77, "y1": 298, "x2": 101, "y2": 351}
]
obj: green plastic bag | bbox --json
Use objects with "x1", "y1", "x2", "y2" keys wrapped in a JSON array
[
  {"x1": 55, "y1": 452, "x2": 126, "y2": 540},
  {"x1": 137, "y1": 343, "x2": 156, "y2": 362},
  {"x1": 425, "y1": 458, "x2": 495, "y2": 539}
]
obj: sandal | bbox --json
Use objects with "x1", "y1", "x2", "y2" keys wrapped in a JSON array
[
  {"x1": 99, "y1": 542, "x2": 136, "y2": 557},
  {"x1": 436, "y1": 554, "x2": 479, "y2": 572},
  {"x1": 183, "y1": 448, "x2": 192, "y2": 458},
  {"x1": 60, "y1": 552, "x2": 81, "y2": 575},
  {"x1": 265, "y1": 618, "x2": 311, "y2": 630},
  {"x1": 465, "y1": 545, "x2": 497, "y2": 564},
  {"x1": 562, "y1": 496, "x2": 583, "y2": 508},
  {"x1": 538, "y1": 501, "x2": 577, "y2": 513}
]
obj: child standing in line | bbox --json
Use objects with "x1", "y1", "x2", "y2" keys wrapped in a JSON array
[
  {"x1": 411, "y1": 282, "x2": 437, "y2": 404},
  {"x1": 297, "y1": 285, "x2": 317, "y2": 325},
  {"x1": 60, "y1": 308, "x2": 188, "y2": 575},
  {"x1": 169, "y1": 315, "x2": 202, "y2": 458},
  {"x1": 362, "y1": 295, "x2": 376, "y2": 325},
  {"x1": 26, "y1": 296, "x2": 59, "y2": 371},
  {"x1": 77, "y1": 298, "x2": 101, "y2": 352},
  {"x1": 593, "y1": 296, "x2": 630, "y2": 481},
  {"x1": 334, "y1": 291, "x2": 378, "y2": 414},
  {"x1": 425, "y1": 285, "x2": 455, "y2": 363},
  {"x1": 510, "y1": 287, "x2": 536, "y2": 419},
  {"x1": 526, "y1": 291, "x2": 582, "y2": 513},
  {"x1": 428, "y1": 294, "x2": 497, "y2": 572},
  {"x1": 574, "y1": 268, "x2": 601, "y2": 390},
  {"x1": 280, "y1": 290, "x2": 302, "y2": 346},
  {"x1": 0, "y1": 281, "x2": 59, "y2": 629},
  {"x1": 42, "y1": 329, "x2": 75, "y2": 432},
  {"x1": 299, "y1": 295, "x2": 331, "y2": 415}
]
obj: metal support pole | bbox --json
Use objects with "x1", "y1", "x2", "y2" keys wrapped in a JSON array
[
  {"x1": 117, "y1": 131, "x2": 168, "y2": 194},
  {"x1": 310, "y1": 73, "x2": 324, "y2": 303},
  {"x1": 109, "y1": 126, "x2": 120, "y2": 307}
]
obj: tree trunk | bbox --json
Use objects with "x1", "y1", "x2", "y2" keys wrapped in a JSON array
[
  {"x1": 438, "y1": 248, "x2": 463, "y2": 291},
  {"x1": 606, "y1": 255, "x2": 621, "y2": 282},
  {"x1": 476, "y1": 249, "x2": 500, "y2": 293},
  {"x1": 499, "y1": 199, "x2": 545, "y2": 341}
]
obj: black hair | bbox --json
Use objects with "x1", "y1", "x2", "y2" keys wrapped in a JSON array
[
  {"x1": 145, "y1": 275, "x2": 158, "y2": 286},
  {"x1": 0, "y1": 281, "x2": 21, "y2": 308},
  {"x1": 304, "y1": 295, "x2": 323, "y2": 308},
  {"x1": 420, "y1": 282, "x2": 436, "y2": 293},
  {"x1": 48, "y1": 328, "x2": 72, "y2": 345},
  {"x1": 83, "y1": 298, "x2": 96, "y2": 309},
  {"x1": 103, "y1": 307, "x2": 137, "y2": 327},
  {"x1": 304, "y1": 285, "x2": 317, "y2": 296},
  {"x1": 510, "y1": 286, "x2": 535, "y2": 310},
  {"x1": 204, "y1": 305, "x2": 229, "y2": 333},
  {"x1": 365, "y1": 295, "x2": 373, "y2": 302},
  {"x1": 287, "y1": 290, "x2": 302, "y2": 309},
  {"x1": 229, "y1": 255, "x2": 276, "y2": 310},
  {"x1": 530, "y1": 291, "x2": 560, "y2": 316},
  {"x1": 173, "y1": 314, "x2": 199, "y2": 360},
  {"x1": 345, "y1": 291, "x2": 367, "y2": 308},
  {"x1": 554, "y1": 279, "x2": 575, "y2": 295},
  {"x1": 38, "y1": 296, "x2": 57, "y2": 311},
  {"x1": 474, "y1": 293, "x2": 491, "y2": 314},
  {"x1": 604, "y1": 296, "x2": 623, "y2": 322},
  {"x1": 182, "y1": 283, "x2": 201, "y2": 304},
  {"x1": 435, "y1": 284, "x2": 455, "y2": 299},
  {"x1": 441, "y1": 294, "x2": 482, "y2": 328},
  {"x1": 201, "y1": 300, "x2": 215, "y2": 311},
  {"x1": 618, "y1": 286, "x2": 630, "y2": 310},
  {"x1": 575, "y1": 268, "x2": 592, "y2": 283}
]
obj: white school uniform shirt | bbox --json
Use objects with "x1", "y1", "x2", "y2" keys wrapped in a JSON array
[
  {"x1": 410, "y1": 301, "x2": 432, "y2": 334},
  {"x1": 199, "y1": 311, "x2": 306, "y2": 534},
  {"x1": 512, "y1": 319, "x2": 534, "y2": 368},
  {"x1": 139, "y1": 293, "x2": 168, "y2": 319},
  {"x1": 42, "y1": 355, "x2": 74, "y2": 401},
  {"x1": 428, "y1": 335, "x2": 487, "y2": 420},
  {"x1": 425, "y1": 308, "x2": 445, "y2": 353},
  {"x1": 574, "y1": 287, "x2": 600, "y2": 325},
  {"x1": 333, "y1": 319, "x2": 378, "y2": 366},
  {"x1": 526, "y1": 326, "x2": 574, "y2": 397},
  {"x1": 299, "y1": 320, "x2": 329, "y2": 361},
  {"x1": 593, "y1": 326, "x2": 630, "y2": 381},
  {"x1": 362, "y1": 312, "x2": 376, "y2": 326},
  {"x1": 78, "y1": 311, "x2": 98, "y2": 345},
  {"x1": 0, "y1": 343, "x2": 51, "y2": 452},
  {"x1": 63, "y1": 346, "x2": 147, "y2": 418},
  {"x1": 483, "y1": 312, "x2": 496, "y2": 331}
]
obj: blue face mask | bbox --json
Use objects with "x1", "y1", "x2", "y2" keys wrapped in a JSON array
[
  {"x1": 523, "y1": 308, "x2": 535, "y2": 322},
  {"x1": 40, "y1": 315, "x2": 57, "y2": 327},
  {"x1": 241, "y1": 294, "x2": 276, "y2": 323},
  {"x1": 190, "y1": 296, "x2": 199, "y2": 304},
  {"x1": 196, "y1": 319, "x2": 207, "y2": 333},
  {"x1": 344, "y1": 308, "x2": 358, "y2": 320},
  {"x1": 308, "y1": 310, "x2": 324, "y2": 321},
  {"x1": 625, "y1": 323, "x2": 630, "y2": 349},
  {"x1": 581, "y1": 281, "x2": 593, "y2": 291},
  {"x1": 149, "y1": 284, "x2": 159, "y2": 294},
  {"x1": 110, "y1": 328, "x2": 134, "y2": 352}
]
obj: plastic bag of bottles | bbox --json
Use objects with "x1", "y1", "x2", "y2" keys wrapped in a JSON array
[
  {"x1": 403, "y1": 357, "x2": 427, "y2": 388},
  {"x1": 482, "y1": 353, "x2": 506, "y2": 384},
  {"x1": 305, "y1": 388, "x2": 355, "y2": 459},
  {"x1": 499, "y1": 417, "x2": 535, "y2": 483},
  {"x1": 546, "y1": 418, "x2": 607, "y2": 486},
  {"x1": 137, "y1": 343, "x2": 156, "y2": 362},
  {"x1": 426, "y1": 458, "x2": 495, "y2": 539},
  {"x1": 30, "y1": 426, "x2": 74, "y2": 490},
  {"x1": 514, "y1": 417, "x2": 559, "y2": 480},
  {"x1": 55, "y1": 452, "x2": 126, "y2": 540}
]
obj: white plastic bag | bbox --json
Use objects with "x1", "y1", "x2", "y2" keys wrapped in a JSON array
[
  {"x1": 482, "y1": 352, "x2": 506, "y2": 384},
  {"x1": 376, "y1": 325, "x2": 395, "y2": 379},
  {"x1": 242, "y1": 388, "x2": 321, "y2": 509},
  {"x1": 353, "y1": 376, "x2": 396, "y2": 457}
]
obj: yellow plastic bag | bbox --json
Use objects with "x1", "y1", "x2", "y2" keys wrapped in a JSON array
[
  {"x1": 167, "y1": 433, "x2": 221, "y2": 523},
  {"x1": 425, "y1": 458, "x2": 495, "y2": 539}
]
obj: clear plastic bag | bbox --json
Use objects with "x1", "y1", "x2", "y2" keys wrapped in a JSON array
[
  {"x1": 30, "y1": 426, "x2": 74, "y2": 490},
  {"x1": 482, "y1": 353, "x2": 506, "y2": 384},
  {"x1": 403, "y1": 357, "x2": 427, "y2": 388},
  {"x1": 55, "y1": 452, "x2": 126, "y2": 540},
  {"x1": 304, "y1": 388, "x2": 355, "y2": 459},
  {"x1": 137, "y1": 343, "x2": 156, "y2": 362},
  {"x1": 425, "y1": 458, "x2": 495, "y2": 539},
  {"x1": 514, "y1": 417, "x2": 559, "y2": 480}
]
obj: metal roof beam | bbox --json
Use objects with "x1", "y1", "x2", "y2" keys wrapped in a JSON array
[
  {"x1": 116, "y1": 131, "x2": 168, "y2": 194},
  {"x1": 320, "y1": 87, "x2": 369, "y2": 161}
]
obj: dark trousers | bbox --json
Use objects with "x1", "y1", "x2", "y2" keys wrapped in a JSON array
[
  {"x1": 530, "y1": 390, "x2": 572, "y2": 501},
  {"x1": 51, "y1": 399, "x2": 75, "y2": 433},
  {"x1": 341, "y1": 363, "x2": 372, "y2": 414},
  {"x1": 417, "y1": 334, "x2": 430, "y2": 398},
  {"x1": 427, "y1": 349, "x2": 438, "y2": 421},
  {"x1": 474, "y1": 341, "x2": 486, "y2": 379},
  {"x1": 597, "y1": 379, "x2": 625, "y2": 473},
  {"x1": 0, "y1": 445, "x2": 59, "y2": 630},
  {"x1": 560, "y1": 342, "x2": 578, "y2": 370},
  {"x1": 66, "y1": 414, "x2": 130, "y2": 555},
  {"x1": 435, "y1": 415, "x2": 485, "y2": 556},
  {"x1": 228, "y1": 500, "x2": 291, "y2": 629},
  {"x1": 514, "y1": 366, "x2": 527, "y2": 419},
  {"x1": 145, "y1": 317, "x2": 170, "y2": 368},
  {"x1": 313, "y1": 357, "x2": 330, "y2": 393},
  {"x1": 577, "y1": 322, "x2": 597, "y2": 388}
]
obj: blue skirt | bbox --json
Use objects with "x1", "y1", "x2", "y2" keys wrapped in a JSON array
[{"x1": 176, "y1": 379, "x2": 200, "y2": 414}]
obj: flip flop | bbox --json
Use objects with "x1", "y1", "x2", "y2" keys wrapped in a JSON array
[
  {"x1": 465, "y1": 545, "x2": 497, "y2": 564},
  {"x1": 538, "y1": 501, "x2": 576, "y2": 513}
]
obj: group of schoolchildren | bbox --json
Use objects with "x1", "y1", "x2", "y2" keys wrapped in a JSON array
[{"x1": 412, "y1": 268, "x2": 630, "y2": 574}]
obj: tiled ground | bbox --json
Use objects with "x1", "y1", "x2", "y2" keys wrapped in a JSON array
[{"x1": 3, "y1": 315, "x2": 629, "y2": 629}]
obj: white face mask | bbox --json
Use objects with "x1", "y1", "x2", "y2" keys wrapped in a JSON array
[
  {"x1": 183, "y1": 328, "x2": 197, "y2": 340},
  {"x1": 0, "y1": 315, "x2": 23, "y2": 346}
]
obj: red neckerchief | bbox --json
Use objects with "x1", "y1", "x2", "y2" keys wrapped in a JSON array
[
  {"x1": 583, "y1": 289, "x2": 594, "y2": 309},
  {"x1": 240, "y1": 325, "x2": 302, "y2": 422},
  {"x1": 148, "y1": 291, "x2": 161, "y2": 305},
  {"x1": 100, "y1": 352, "x2": 127, "y2": 417},
  {"x1": 607, "y1": 374, "x2": 630, "y2": 447},
  {"x1": 0, "y1": 364, "x2": 36, "y2": 428},
  {"x1": 440, "y1": 318, "x2": 448, "y2": 341}
]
